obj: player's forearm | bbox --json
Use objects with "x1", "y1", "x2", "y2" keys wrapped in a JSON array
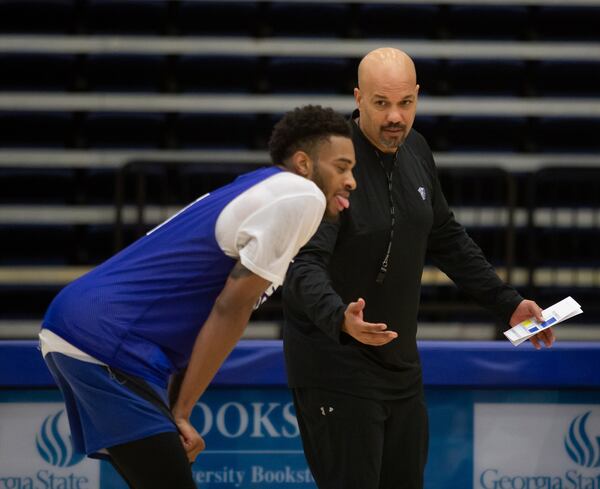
[{"x1": 171, "y1": 299, "x2": 254, "y2": 420}]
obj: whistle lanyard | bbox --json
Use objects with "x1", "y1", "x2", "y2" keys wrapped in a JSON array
[{"x1": 376, "y1": 151, "x2": 397, "y2": 285}]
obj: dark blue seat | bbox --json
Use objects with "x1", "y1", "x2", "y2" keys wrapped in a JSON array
[
  {"x1": 446, "y1": 60, "x2": 527, "y2": 96},
  {"x1": 528, "y1": 166, "x2": 600, "y2": 282},
  {"x1": 178, "y1": 166, "x2": 245, "y2": 203},
  {"x1": 0, "y1": 112, "x2": 74, "y2": 148},
  {"x1": 0, "y1": 168, "x2": 76, "y2": 204},
  {"x1": 414, "y1": 59, "x2": 444, "y2": 95},
  {"x1": 412, "y1": 116, "x2": 442, "y2": 150},
  {"x1": 84, "y1": 112, "x2": 165, "y2": 148},
  {"x1": 85, "y1": 0, "x2": 167, "y2": 35},
  {"x1": 533, "y1": 61, "x2": 600, "y2": 97},
  {"x1": 266, "y1": 57, "x2": 351, "y2": 94},
  {"x1": 0, "y1": 225, "x2": 77, "y2": 265},
  {"x1": 0, "y1": 0, "x2": 74, "y2": 33},
  {"x1": 446, "y1": 116, "x2": 528, "y2": 152},
  {"x1": 177, "y1": 1, "x2": 259, "y2": 36},
  {"x1": 534, "y1": 118, "x2": 600, "y2": 153},
  {"x1": 357, "y1": 4, "x2": 440, "y2": 39},
  {"x1": 439, "y1": 167, "x2": 513, "y2": 207},
  {"x1": 0, "y1": 54, "x2": 76, "y2": 91},
  {"x1": 267, "y1": 3, "x2": 351, "y2": 38},
  {"x1": 176, "y1": 56, "x2": 260, "y2": 93},
  {"x1": 438, "y1": 167, "x2": 518, "y2": 268},
  {"x1": 445, "y1": 6, "x2": 529, "y2": 40},
  {"x1": 535, "y1": 7, "x2": 600, "y2": 41},
  {"x1": 84, "y1": 54, "x2": 167, "y2": 92},
  {"x1": 175, "y1": 114, "x2": 257, "y2": 149}
]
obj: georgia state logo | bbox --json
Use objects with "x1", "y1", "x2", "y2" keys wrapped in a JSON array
[
  {"x1": 564, "y1": 411, "x2": 600, "y2": 468},
  {"x1": 36, "y1": 410, "x2": 84, "y2": 467}
]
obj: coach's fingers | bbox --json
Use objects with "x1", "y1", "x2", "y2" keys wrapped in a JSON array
[
  {"x1": 357, "y1": 322, "x2": 397, "y2": 345},
  {"x1": 362, "y1": 331, "x2": 398, "y2": 346},
  {"x1": 346, "y1": 298, "x2": 366, "y2": 320},
  {"x1": 355, "y1": 323, "x2": 397, "y2": 345},
  {"x1": 531, "y1": 327, "x2": 555, "y2": 349}
]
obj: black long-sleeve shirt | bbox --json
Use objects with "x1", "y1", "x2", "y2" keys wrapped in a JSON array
[{"x1": 282, "y1": 113, "x2": 523, "y2": 400}]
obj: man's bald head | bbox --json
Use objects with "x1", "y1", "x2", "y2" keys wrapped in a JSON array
[
  {"x1": 354, "y1": 48, "x2": 420, "y2": 153},
  {"x1": 357, "y1": 48, "x2": 417, "y2": 92}
]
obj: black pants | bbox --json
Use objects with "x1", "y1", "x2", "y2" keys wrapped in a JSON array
[
  {"x1": 293, "y1": 387, "x2": 429, "y2": 489},
  {"x1": 107, "y1": 431, "x2": 196, "y2": 489}
]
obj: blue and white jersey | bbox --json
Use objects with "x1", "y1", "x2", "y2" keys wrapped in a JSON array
[{"x1": 41, "y1": 166, "x2": 325, "y2": 387}]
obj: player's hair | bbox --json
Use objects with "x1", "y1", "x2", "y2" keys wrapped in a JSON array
[{"x1": 268, "y1": 105, "x2": 351, "y2": 165}]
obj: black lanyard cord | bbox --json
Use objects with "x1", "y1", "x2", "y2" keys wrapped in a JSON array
[{"x1": 375, "y1": 150, "x2": 397, "y2": 285}]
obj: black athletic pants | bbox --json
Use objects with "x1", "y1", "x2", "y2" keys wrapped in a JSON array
[
  {"x1": 107, "y1": 431, "x2": 196, "y2": 489},
  {"x1": 292, "y1": 387, "x2": 429, "y2": 489}
]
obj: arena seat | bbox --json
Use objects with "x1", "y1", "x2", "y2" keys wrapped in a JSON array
[
  {"x1": 175, "y1": 113, "x2": 258, "y2": 149},
  {"x1": 0, "y1": 168, "x2": 76, "y2": 204},
  {"x1": 533, "y1": 61, "x2": 600, "y2": 97},
  {"x1": 447, "y1": 60, "x2": 528, "y2": 96},
  {"x1": 177, "y1": 1, "x2": 260, "y2": 36},
  {"x1": 0, "y1": 54, "x2": 77, "y2": 92},
  {"x1": 357, "y1": 4, "x2": 441, "y2": 39},
  {"x1": 83, "y1": 112, "x2": 165, "y2": 148},
  {"x1": 85, "y1": 0, "x2": 167, "y2": 35},
  {"x1": 0, "y1": 0, "x2": 75, "y2": 33},
  {"x1": 0, "y1": 111, "x2": 75, "y2": 148},
  {"x1": 446, "y1": 116, "x2": 528, "y2": 152},
  {"x1": 414, "y1": 59, "x2": 445, "y2": 96},
  {"x1": 0, "y1": 224, "x2": 77, "y2": 265},
  {"x1": 535, "y1": 7, "x2": 600, "y2": 41},
  {"x1": 266, "y1": 57, "x2": 352, "y2": 94},
  {"x1": 176, "y1": 55, "x2": 260, "y2": 93},
  {"x1": 534, "y1": 117, "x2": 600, "y2": 153},
  {"x1": 445, "y1": 5, "x2": 529, "y2": 40},
  {"x1": 84, "y1": 54, "x2": 167, "y2": 92},
  {"x1": 266, "y1": 3, "x2": 351, "y2": 38}
]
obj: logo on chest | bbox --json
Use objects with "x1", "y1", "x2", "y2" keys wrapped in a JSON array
[{"x1": 417, "y1": 186, "x2": 427, "y2": 201}]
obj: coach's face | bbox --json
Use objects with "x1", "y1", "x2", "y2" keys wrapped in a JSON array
[
  {"x1": 354, "y1": 49, "x2": 419, "y2": 153},
  {"x1": 306, "y1": 135, "x2": 356, "y2": 220}
]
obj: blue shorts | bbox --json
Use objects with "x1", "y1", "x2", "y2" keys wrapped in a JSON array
[{"x1": 44, "y1": 352, "x2": 177, "y2": 458}]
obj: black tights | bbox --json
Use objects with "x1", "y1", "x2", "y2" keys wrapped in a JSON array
[{"x1": 108, "y1": 431, "x2": 196, "y2": 489}]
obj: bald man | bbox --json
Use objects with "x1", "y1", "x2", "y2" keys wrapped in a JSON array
[{"x1": 282, "y1": 48, "x2": 554, "y2": 489}]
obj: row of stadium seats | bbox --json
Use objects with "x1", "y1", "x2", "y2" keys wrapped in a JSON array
[
  {"x1": 2, "y1": 55, "x2": 599, "y2": 97},
  {"x1": 1, "y1": 112, "x2": 599, "y2": 153},
  {"x1": 2, "y1": 1, "x2": 600, "y2": 40},
  {"x1": 4, "y1": 166, "x2": 599, "y2": 267}
]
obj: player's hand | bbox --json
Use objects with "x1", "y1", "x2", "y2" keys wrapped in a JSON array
[
  {"x1": 342, "y1": 298, "x2": 397, "y2": 346},
  {"x1": 174, "y1": 417, "x2": 205, "y2": 463},
  {"x1": 509, "y1": 299, "x2": 555, "y2": 350}
]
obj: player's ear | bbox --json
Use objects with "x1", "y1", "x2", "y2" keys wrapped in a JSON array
[{"x1": 290, "y1": 150, "x2": 313, "y2": 178}]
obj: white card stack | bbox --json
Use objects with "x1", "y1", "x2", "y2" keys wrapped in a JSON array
[{"x1": 504, "y1": 296, "x2": 583, "y2": 346}]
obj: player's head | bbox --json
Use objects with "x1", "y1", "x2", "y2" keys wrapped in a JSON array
[
  {"x1": 269, "y1": 105, "x2": 356, "y2": 220},
  {"x1": 354, "y1": 47, "x2": 419, "y2": 153}
]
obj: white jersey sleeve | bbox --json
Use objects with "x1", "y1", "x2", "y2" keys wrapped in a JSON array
[{"x1": 215, "y1": 171, "x2": 326, "y2": 287}]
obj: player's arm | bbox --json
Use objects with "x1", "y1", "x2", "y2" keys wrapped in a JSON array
[{"x1": 171, "y1": 261, "x2": 270, "y2": 459}]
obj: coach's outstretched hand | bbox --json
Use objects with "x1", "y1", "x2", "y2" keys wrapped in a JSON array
[
  {"x1": 342, "y1": 298, "x2": 397, "y2": 346},
  {"x1": 175, "y1": 417, "x2": 205, "y2": 463}
]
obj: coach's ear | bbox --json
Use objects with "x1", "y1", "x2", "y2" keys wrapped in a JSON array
[{"x1": 289, "y1": 150, "x2": 313, "y2": 178}]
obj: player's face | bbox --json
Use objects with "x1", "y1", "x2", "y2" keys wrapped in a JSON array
[
  {"x1": 354, "y1": 80, "x2": 419, "y2": 153},
  {"x1": 310, "y1": 135, "x2": 356, "y2": 220}
]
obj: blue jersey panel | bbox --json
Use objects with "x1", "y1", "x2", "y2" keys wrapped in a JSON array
[{"x1": 43, "y1": 166, "x2": 282, "y2": 386}]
